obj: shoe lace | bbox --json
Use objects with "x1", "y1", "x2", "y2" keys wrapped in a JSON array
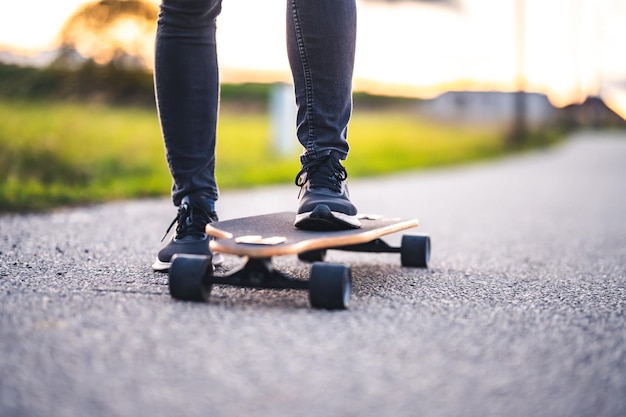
[
  {"x1": 161, "y1": 201, "x2": 216, "y2": 242},
  {"x1": 295, "y1": 156, "x2": 348, "y2": 194}
]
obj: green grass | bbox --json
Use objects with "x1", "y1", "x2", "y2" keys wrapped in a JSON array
[
  {"x1": 346, "y1": 113, "x2": 505, "y2": 175},
  {"x1": 0, "y1": 97, "x2": 548, "y2": 212},
  {"x1": 1, "y1": 99, "x2": 169, "y2": 211}
]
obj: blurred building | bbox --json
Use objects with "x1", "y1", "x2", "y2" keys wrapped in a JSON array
[
  {"x1": 417, "y1": 91, "x2": 625, "y2": 128},
  {"x1": 559, "y1": 97, "x2": 626, "y2": 128},
  {"x1": 419, "y1": 91, "x2": 555, "y2": 126}
]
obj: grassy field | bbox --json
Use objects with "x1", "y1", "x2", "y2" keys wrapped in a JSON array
[{"x1": 0, "y1": 98, "x2": 554, "y2": 212}]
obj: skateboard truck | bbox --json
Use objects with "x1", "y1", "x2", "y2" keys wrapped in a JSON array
[{"x1": 211, "y1": 257, "x2": 308, "y2": 291}]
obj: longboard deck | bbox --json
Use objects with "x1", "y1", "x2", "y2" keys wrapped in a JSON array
[{"x1": 206, "y1": 212, "x2": 419, "y2": 258}]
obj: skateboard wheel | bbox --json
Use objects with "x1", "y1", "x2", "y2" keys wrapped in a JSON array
[
  {"x1": 400, "y1": 235, "x2": 430, "y2": 268},
  {"x1": 168, "y1": 254, "x2": 213, "y2": 302},
  {"x1": 298, "y1": 249, "x2": 327, "y2": 263},
  {"x1": 309, "y1": 263, "x2": 351, "y2": 310}
]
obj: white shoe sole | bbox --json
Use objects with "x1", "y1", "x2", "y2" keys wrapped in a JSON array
[
  {"x1": 151, "y1": 252, "x2": 224, "y2": 272},
  {"x1": 294, "y1": 210, "x2": 361, "y2": 230}
]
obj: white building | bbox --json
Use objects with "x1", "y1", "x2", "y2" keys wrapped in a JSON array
[{"x1": 419, "y1": 91, "x2": 557, "y2": 126}]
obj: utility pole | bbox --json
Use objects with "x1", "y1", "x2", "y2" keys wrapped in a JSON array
[{"x1": 509, "y1": 0, "x2": 527, "y2": 147}]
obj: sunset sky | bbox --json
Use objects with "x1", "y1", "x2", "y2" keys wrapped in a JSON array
[{"x1": 1, "y1": 0, "x2": 626, "y2": 117}]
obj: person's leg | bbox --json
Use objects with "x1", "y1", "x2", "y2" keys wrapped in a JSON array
[
  {"x1": 152, "y1": 0, "x2": 223, "y2": 271},
  {"x1": 155, "y1": 0, "x2": 222, "y2": 206},
  {"x1": 287, "y1": 0, "x2": 360, "y2": 229}
]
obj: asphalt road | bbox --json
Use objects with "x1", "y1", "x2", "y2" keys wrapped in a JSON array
[{"x1": 1, "y1": 131, "x2": 625, "y2": 417}]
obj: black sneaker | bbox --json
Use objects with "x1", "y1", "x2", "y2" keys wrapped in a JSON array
[
  {"x1": 152, "y1": 196, "x2": 223, "y2": 272},
  {"x1": 294, "y1": 154, "x2": 361, "y2": 230}
]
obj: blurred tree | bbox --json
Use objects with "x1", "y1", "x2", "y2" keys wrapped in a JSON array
[{"x1": 56, "y1": 0, "x2": 158, "y2": 70}]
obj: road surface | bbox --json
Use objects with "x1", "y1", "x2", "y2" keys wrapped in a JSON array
[{"x1": 1, "y1": 131, "x2": 625, "y2": 417}]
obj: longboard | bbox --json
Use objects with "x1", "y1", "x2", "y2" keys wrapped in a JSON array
[
  {"x1": 168, "y1": 212, "x2": 430, "y2": 310},
  {"x1": 206, "y1": 212, "x2": 419, "y2": 258}
]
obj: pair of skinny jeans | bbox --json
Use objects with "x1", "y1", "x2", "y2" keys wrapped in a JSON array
[{"x1": 155, "y1": 0, "x2": 356, "y2": 205}]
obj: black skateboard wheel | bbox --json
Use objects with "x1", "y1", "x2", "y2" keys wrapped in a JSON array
[
  {"x1": 168, "y1": 254, "x2": 213, "y2": 302},
  {"x1": 309, "y1": 263, "x2": 351, "y2": 310},
  {"x1": 400, "y1": 235, "x2": 431, "y2": 268}
]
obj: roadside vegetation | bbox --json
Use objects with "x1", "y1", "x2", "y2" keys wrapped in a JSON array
[{"x1": 0, "y1": 63, "x2": 563, "y2": 213}]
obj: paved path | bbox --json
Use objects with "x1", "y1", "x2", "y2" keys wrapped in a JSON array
[{"x1": 1, "y1": 132, "x2": 625, "y2": 417}]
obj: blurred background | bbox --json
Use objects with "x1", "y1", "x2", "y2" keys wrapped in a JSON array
[{"x1": 1, "y1": 0, "x2": 625, "y2": 212}]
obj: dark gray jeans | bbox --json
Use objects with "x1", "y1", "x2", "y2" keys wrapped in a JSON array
[{"x1": 154, "y1": 0, "x2": 357, "y2": 205}]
